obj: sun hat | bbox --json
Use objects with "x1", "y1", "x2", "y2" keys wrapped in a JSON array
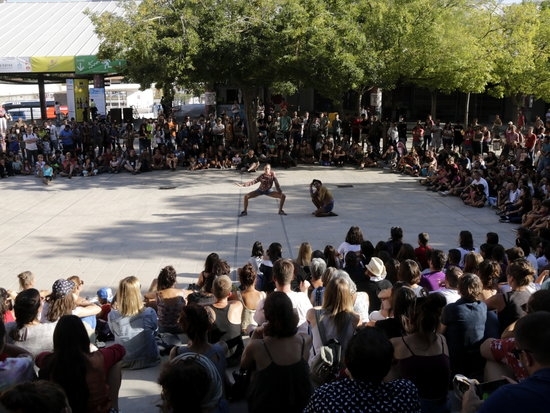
[{"x1": 365, "y1": 257, "x2": 387, "y2": 279}]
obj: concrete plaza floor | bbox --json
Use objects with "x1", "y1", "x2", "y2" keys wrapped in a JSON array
[{"x1": 0, "y1": 165, "x2": 513, "y2": 411}]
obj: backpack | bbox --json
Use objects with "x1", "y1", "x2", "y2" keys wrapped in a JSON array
[{"x1": 309, "y1": 309, "x2": 343, "y2": 387}]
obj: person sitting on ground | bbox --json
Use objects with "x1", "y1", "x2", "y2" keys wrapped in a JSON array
[
  {"x1": 462, "y1": 311, "x2": 550, "y2": 413},
  {"x1": 254, "y1": 259, "x2": 312, "y2": 334},
  {"x1": 170, "y1": 304, "x2": 228, "y2": 389},
  {"x1": 237, "y1": 148, "x2": 259, "y2": 172},
  {"x1": 479, "y1": 289, "x2": 550, "y2": 384},
  {"x1": 356, "y1": 257, "x2": 392, "y2": 312},
  {"x1": 241, "y1": 291, "x2": 313, "y2": 413},
  {"x1": 419, "y1": 249, "x2": 447, "y2": 293},
  {"x1": 207, "y1": 275, "x2": 244, "y2": 367},
  {"x1": 304, "y1": 327, "x2": 421, "y2": 413},
  {"x1": 195, "y1": 252, "x2": 220, "y2": 291},
  {"x1": 386, "y1": 226, "x2": 404, "y2": 259},
  {"x1": 233, "y1": 263, "x2": 266, "y2": 334},
  {"x1": 108, "y1": 276, "x2": 160, "y2": 369},
  {"x1": 67, "y1": 276, "x2": 101, "y2": 330},
  {"x1": 397, "y1": 259, "x2": 425, "y2": 297},
  {"x1": 0, "y1": 380, "x2": 72, "y2": 413},
  {"x1": 123, "y1": 149, "x2": 141, "y2": 174},
  {"x1": 6, "y1": 288, "x2": 57, "y2": 357},
  {"x1": 41, "y1": 279, "x2": 101, "y2": 333},
  {"x1": 144, "y1": 265, "x2": 186, "y2": 334},
  {"x1": 159, "y1": 351, "x2": 227, "y2": 413},
  {"x1": 373, "y1": 284, "x2": 417, "y2": 338},
  {"x1": 440, "y1": 273, "x2": 493, "y2": 380},
  {"x1": 310, "y1": 179, "x2": 337, "y2": 217},
  {"x1": 0, "y1": 319, "x2": 35, "y2": 393},
  {"x1": 306, "y1": 276, "x2": 361, "y2": 369},
  {"x1": 389, "y1": 293, "x2": 450, "y2": 413},
  {"x1": 309, "y1": 257, "x2": 328, "y2": 307},
  {"x1": 435, "y1": 265, "x2": 462, "y2": 304},
  {"x1": 258, "y1": 242, "x2": 283, "y2": 292},
  {"x1": 484, "y1": 258, "x2": 533, "y2": 335},
  {"x1": 337, "y1": 226, "x2": 364, "y2": 264},
  {"x1": 414, "y1": 232, "x2": 432, "y2": 270},
  {"x1": 477, "y1": 259, "x2": 501, "y2": 300},
  {"x1": 293, "y1": 242, "x2": 313, "y2": 290},
  {"x1": 36, "y1": 315, "x2": 125, "y2": 413}
]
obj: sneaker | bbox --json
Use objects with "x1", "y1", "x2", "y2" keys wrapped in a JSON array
[
  {"x1": 278, "y1": 210, "x2": 287, "y2": 215},
  {"x1": 438, "y1": 191, "x2": 448, "y2": 196},
  {"x1": 239, "y1": 211, "x2": 247, "y2": 217},
  {"x1": 499, "y1": 218, "x2": 510, "y2": 223}
]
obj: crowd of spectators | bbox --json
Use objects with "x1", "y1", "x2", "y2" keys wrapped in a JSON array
[
  {"x1": 1, "y1": 105, "x2": 546, "y2": 185},
  {"x1": 4, "y1": 106, "x2": 550, "y2": 412},
  {"x1": 1, "y1": 222, "x2": 550, "y2": 412}
]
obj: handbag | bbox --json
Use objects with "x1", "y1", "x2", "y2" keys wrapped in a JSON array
[{"x1": 309, "y1": 309, "x2": 342, "y2": 386}]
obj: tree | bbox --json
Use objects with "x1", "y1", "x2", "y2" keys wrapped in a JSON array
[{"x1": 485, "y1": 2, "x2": 550, "y2": 113}]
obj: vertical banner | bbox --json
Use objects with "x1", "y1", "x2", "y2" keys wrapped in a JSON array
[
  {"x1": 66, "y1": 79, "x2": 76, "y2": 121},
  {"x1": 74, "y1": 79, "x2": 89, "y2": 122},
  {"x1": 90, "y1": 88, "x2": 106, "y2": 117}
]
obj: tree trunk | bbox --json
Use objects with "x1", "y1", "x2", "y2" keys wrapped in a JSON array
[
  {"x1": 464, "y1": 92, "x2": 470, "y2": 127},
  {"x1": 242, "y1": 86, "x2": 258, "y2": 147},
  {"x1": 430, "y1": 90, "x2": 437, "y2": 120}
]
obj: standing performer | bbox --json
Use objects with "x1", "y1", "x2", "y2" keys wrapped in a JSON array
[
  {"x1": 236, "y1": 164, "x2": 287, "y2": 216},
  {"x1": 310, "y1": 179, "x2": 337, "y2": 217}
]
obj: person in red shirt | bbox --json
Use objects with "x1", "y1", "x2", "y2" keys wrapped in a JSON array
[
  {"x1": 414, "y1": 232, "x2": 433, "y2": 271},
  {"x1": 523, "y1": 126, "x2": 537, "y2": 165}
]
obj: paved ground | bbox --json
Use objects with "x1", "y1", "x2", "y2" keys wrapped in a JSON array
[{"x1": 0, "y1": 165, "x2": 514, "y2": 411}]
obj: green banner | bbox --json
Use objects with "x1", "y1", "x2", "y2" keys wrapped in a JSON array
[{"x1": 75, "y1": 55, "x2": 126, "y2": 75}]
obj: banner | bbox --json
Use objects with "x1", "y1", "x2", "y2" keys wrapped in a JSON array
[
  {"x1": 0, "y1": 57, "x2": 32, "y2": 73},
  {"x1": 73, "y1": 79, "x2": 89, "y2": 123},
  {"x1": 75, "y1": 55, "x2": 126, "y2": 75},
  {"x1": 90, "y1": 88, "x2": 106, "y2": 117},
  {"x1": 30, "y1": 56, "x2": 74, "y2": 73}
]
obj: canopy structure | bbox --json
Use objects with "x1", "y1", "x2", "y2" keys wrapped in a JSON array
[
  {"x1": 0, "y1": 1, "x2": 128, "y2": 120},
  {"x1": 0, "y1": 1, "x2": 126, "y2": 84}
]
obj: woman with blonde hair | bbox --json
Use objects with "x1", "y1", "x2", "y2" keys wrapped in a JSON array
[
  {"x1": 306, "y1": 276, "x2": 360, "y2": 364},
  {"x1": 17, "y1": 271, "x2": 34, "y2": 291},
  {"x1": 108, "y1": 276, "x2": 160, "y2": 369},
  {"x1": 294, "y1": 242, "x2": 313, "y2": 289}
]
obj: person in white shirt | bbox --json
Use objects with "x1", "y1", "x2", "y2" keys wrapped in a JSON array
[
  {"x1": 254, "y1": 258, "x2": 312, "y2": 333},
  {"x1": 22, "y1": 126, "x2": 39, "y2": 165},
  {"x1": 471, "y1": 169, "x2": 489, "y2": 199}
]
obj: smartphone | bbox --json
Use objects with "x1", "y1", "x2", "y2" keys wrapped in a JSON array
[
  {"x1": 475, "y1": 379, "x2": 508, "y2": 400},
  {"x1": 453, "y1": 374, "x2": 472, "y2": 400}
]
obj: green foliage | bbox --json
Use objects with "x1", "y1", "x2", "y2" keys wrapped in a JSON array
[{"x1": 88, "y1": 0, "x2": 550, "y2": 116}]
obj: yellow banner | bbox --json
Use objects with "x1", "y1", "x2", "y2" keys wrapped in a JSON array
[
  {"x1": 31, "y1": 56, "x2": 74, "y2": 73},
  {"x1": 73, "y1": 79, "x2": 89, "y2": 123}
]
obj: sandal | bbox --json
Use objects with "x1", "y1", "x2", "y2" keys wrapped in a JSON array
[{"x1": 278, "y1": 210, "x2": 287, "y2": 215}]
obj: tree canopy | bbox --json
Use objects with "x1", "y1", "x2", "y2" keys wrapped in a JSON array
[{"x1": 89, "y1": 0, "x2": 550, "y2": 128}]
